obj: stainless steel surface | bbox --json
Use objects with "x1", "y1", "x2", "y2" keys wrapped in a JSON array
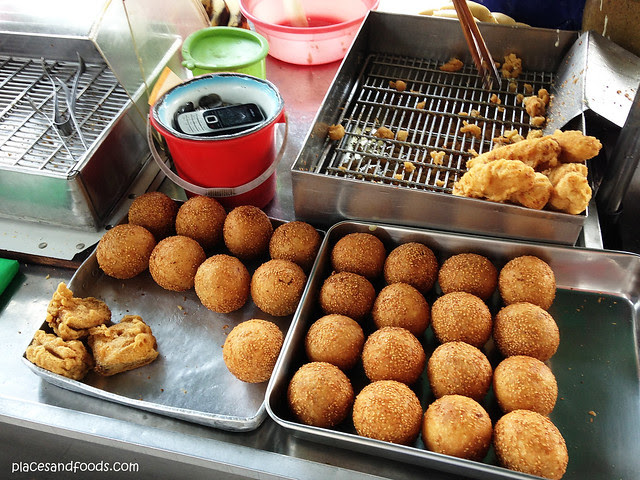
[
  {"x1": 292, "y1": 12, "x2": 589, "y2": 245},
  {"x1": 267, "y1": 220, "x2": 640, "y2": 480}
]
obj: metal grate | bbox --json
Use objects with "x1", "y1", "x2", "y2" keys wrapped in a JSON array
[
  {"x1": 316, "y1": 52, "x2": 555, "y2": 193},
  {"x1": 0, "y1": 55, "x2": 130, "y2": 178}
]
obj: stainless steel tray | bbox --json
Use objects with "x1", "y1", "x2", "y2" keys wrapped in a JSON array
[
  {"x1": 266, "y1": 221, "x2": 640, "y2": 479},
  {"x1": 23, "y1": 219, "x2": 318, "y2": 432}
]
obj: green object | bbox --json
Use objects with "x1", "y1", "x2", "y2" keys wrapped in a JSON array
[
  {"x1": 0, "y1": 258, "x2": 18, "y2": 295},
  {"x1": 182, "y1": 27, "x2": 269, "y2": 78}
]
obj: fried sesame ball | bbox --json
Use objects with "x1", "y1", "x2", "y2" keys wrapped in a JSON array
[
  {"x1": 372, "y1": 283, "x2": 430, "y2": 337},
  {"x1": 494, "y1": 410, "x2": 568, "y2": 480},
  {"x1": 127, "y1": 191, "x2": 177, "y2": 240},
  {"x1": 384, "y1": 242, "x2": 439, "y2": 294},
  {"x1": 438, "y1": 253, "x2": 498, "y2": 301},
  {"x1": 430, "y1": 292, "x2": 492, "y2": 348},
  {"x1": 499, "y1": 255, "x2": 556, "y2": 310},
  {"x1": 149, "y1": 235, "x2": 206, "y2": 291},
  {"x1": 287, "y1": 362, "x2": 354, "y2": 428},
  {"x1": 250, "y1": 259, "x2": 306, "y2": 316},
  {"x1": 422, "y1": 395, "x2": 492, "y2": 461},
  {"x1": 427, "y1": 341, "x2": 493, "y2": 402},
  {"x1": 352, "y1": 380, "x2": 423, "y2": 445},
  {"x1": 362, "y1": 327, "x2": 426, "y2": 385},
  {"x1": 269, "y1": 221, "x2": 321, "y2": 272},
  {"x1": 175, "y1": 195, "x2": 226, "y2": 250},
  {"x1": 319, "y1": 272, "x2": 375, "y2": 321},
  {"x1": 493, "y1": 302, "x2": 560, "y2": 361},
  {"x1": 493, "y1": 356, "x2": 558, "y2": 415},
  {"x1": 331, "y1": 232, "x2": 386, "y2": 280},
  {"x1": 223, "y1": 205, "x2": 273, "y2": 260},
  {"x1": 194, "y1": 254, "x2": 250, "y2": 313},
  {"x1": 97, "y1": 224, "x2": 156, "y2": 279},
  {"x1": 223, "y1": 319, "x2": 283, "y2": 383},
  {"x1": 305, "y1": 314, "x2": 364, "y2": 370}
]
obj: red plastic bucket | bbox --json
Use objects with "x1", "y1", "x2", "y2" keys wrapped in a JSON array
[{"x1": 149, "y1": 73, "x2": 286, "y2": 209}]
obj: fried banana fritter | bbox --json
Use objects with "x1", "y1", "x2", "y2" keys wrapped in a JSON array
[
  {"x1": 26, "y1": 330, "x2": 93, "y2": 380},
  {"x1": 46, "y1": 282, "x2": 111, "y2": 340}
]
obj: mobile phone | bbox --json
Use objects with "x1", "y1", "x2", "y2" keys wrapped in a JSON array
[{"x1": 176, "y1": 103, "x2": 265, "y2": 136}]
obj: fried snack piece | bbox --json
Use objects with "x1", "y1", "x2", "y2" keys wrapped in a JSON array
[
  {"x1": 501, "y1": 53, "x2": 522, "y2": 79},
  {"x1": 305, "y1": 314, "x2": 364, "y2": 371},
  {"x1": 466, "y1": 136, "x2": 561, "y2": 171},
  {"x1": 510, "y1": 172, "x2": 553, "y2": 210},
  {"x1": 223, "y1": 205, "x2": 273, "y2": 260},
  {"x1": 319, "y1": 271, "x2": 375, "y2": 321},
  {"x1": 195, "y1": 254, "x2": 250, "y2": 313},
  {"x1": 127, "y1": 191, "x2": 178, "y2": 240},
  {"x1": 251, "y1": 259, "x2": 306, "y2": 317},
  {"x1": 331, "y1": 232, "x2": 386, "y2": 279},
  {"x1": 453, "y1": 159, "x2": 536, "y2": 204},
  {"x1": 269, "y1": 221, "x2": 321, "y2": 272},
  {"x1": 328, "y1": 124, "x2": 345, "y2": 140},
  {"x1": 46, "y1": 282, "x2": 111, "y2": 340},
  {"x1": 499, "y1": 255, "x2": 556, "y2": 310},
  {"x1": 545, "y1": 163, "x2": 592, "y2": 215},
  {"x1": 88, "y1": 315, "x2": 158, "y2": 376},
  {"x1": 26, "y1": 330, "x2": 93, "y2": 380},
  {"x1": 362, "y1": 327, "x2": 426, "y2": 385},
  {"x1": 384, "y1": 242, "x2": 439, "y2": 295},
  {"x1": 97, "y1": 224, "x2": 156, "y2": 280},
  {"x1": 175, "y1": 195, "x2": 227, "y2": 250},
  {"x1": 430, "y1": 292, "x2": 492, "y2": 348},
  {"x1": 438, "y1": 253, "x2": 497, "y2": 301},
  {"x1": 439, "y1": 57, "x2": 464, "y2": 72},
  {"x1": 372, "y1": 283, "x2": 431, "y2": 337},
  {"x1": 149, "y1": 236, "x2": 206, "y2": 292},
  {"x1": 374, "y1": 126, "x2": 394, "y2": 139},
  {"x1": 551, "y1": 129, "x2": 602, "y2": 163}
]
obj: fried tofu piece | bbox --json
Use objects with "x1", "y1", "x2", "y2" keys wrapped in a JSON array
[
  {"x1": 26, "y1": 330, "x2": 93, "y2": 380},
  {"x1": 551, "y1": 130, "x2": 602, "y2": 163},
  {"x1": 46, "y1": 282, "x2": 111, "y2": 340},
  {"x1": 453, "y1": 159, "x2": 536, "y2": 204},
  {"x1": 545, "y1": 163, "x2": 591, "y2": 215},
  {"x1": 88, "y1": 315, "x2": 158, "y2": 376}
]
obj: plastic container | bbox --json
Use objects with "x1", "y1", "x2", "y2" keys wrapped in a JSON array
[
  {"x1": 182, "y1": 27, "x2": 269, "y2": 78},
  {"x1": 239, "y1": 0, "x2": 379, "y2": 65},
  {"x1": 149, "y1": 73, "x2": 286, "y2": 209}
]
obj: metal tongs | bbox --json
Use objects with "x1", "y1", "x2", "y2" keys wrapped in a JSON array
[
  {"x1": 452, "y1": 0, "x2": 501, "y2": 90},
  {"x1": 40, "y1": 53, "x2": 88, "y2": 149}
]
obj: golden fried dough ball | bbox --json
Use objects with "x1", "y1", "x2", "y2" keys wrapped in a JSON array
[
  {"x1": 499, "y1": 255, "x2": 556, "y2": 310},
  {"x1": 251, "y1": 259, "x2": 306, "y2": 316},
  {"x1": 331, "y1": 232, "x2": 386, "y2": 279},
  {"x1": 269, "y1": 221, "x2": 321, "y2": 272},
  {"x1": 175, "y1": 195, "x2": 226, "y2": 250},
  {"x1": 223, "y1": 319, "x2": 283, "y2": 383},
  {"x1": 494, "y1": 410, "x2": 568, "y2": 480},
  {"x1": 288, "y1": 362, "x2": 354, "y2": 427},
  {"x1": 362, "y1": 327, "x2": 426, "y2": 385},
  {"x1": 384, "y1": 242, "x2": 438, "y2": 294},
  {"x1": 493, "y1": 356, "x2": 558, "y2": 415},
  {"x1": 372, "y1": 283, "x2": 430, "y2": 337},
  {"x1": 223, "y1": 205, "x2": 273, "y2": 259},
  {"x1": 127, "y1": 191, "x2": 177, "y2": 240},
  {"x1": 319, "y1": 272, "x2": 375, "y2": 321},
  {"x1": 428, "y1": 341, "x2": 492, "y2": 402},
  {"x1": 493, "y1": 302, "x2": 559, "y2": 361},
  {"x1": 352, "y1": 380, "x2": 423, "y2": 445},
  {"x1": 149, "y1": 235, "x2": 206, "y2": 291},
  {"x1": 438, "y1": 253, "x2": 498, "y2": 300},
  {"x1": 422, "y1": 395, "x2": 492, "y2": 461},
  {"x1": 305, "y1": 314, "x2": 364, "y2": 370},
  {"x1": 97, "y1": 224, "x2": 156, "y2": 279},
  {"x1": 431, "y1": 292, "x2": 492, "y2": 348},
  {"x1": 194, "y1": 254, "x2": 250, "y2": 313}
]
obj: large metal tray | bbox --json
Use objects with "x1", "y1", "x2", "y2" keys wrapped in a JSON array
[
  {"x1": 266, "y1": 221, "x2": 640, "y2": 479},
  {"x1": 23, "y1": 219, "x2": 317, "y2": 432}
]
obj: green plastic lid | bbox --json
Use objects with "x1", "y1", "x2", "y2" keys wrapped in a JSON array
[
  {"x1": 0, "y1": 258, "x2": 18, "y2": 296},
  {"x1": 182, "y1": 27, "x2": 269, "y2": 71}
]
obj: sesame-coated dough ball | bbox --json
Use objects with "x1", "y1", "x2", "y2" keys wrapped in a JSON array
[
  {"x1": 438, "y1": 253, "x2": 498, "y2": 301},
  {"x1": 431, "y1": 292, "x2": 492, "y2": 348},
  {"x1": 127, "y1": 191, "x2": 177, "y2": 240},
  {"x1": 352, "y1": 380, "x2": 423, "y2": 445},
  {"x1": 493, "y1": 356, "x2": 558, "y2": 415},
  {"x1": 331, "y1": 232, "x2": 386, "y2": 279},
  {"x1": 97, "y1": 224, "x2": 156, "y2": 279},
  {"x1": 269, "y1": 221, "x2": 321, "y2": 272},
  {"x1": 175, "y1": 195, "x2": 226, "y2": 250},
  {"x1": 305, "y1": 314, "x2": 364, "y2": 370},
  {"x1": 493, "y1": 302, "x2": 560, "y2": 361},
  {"x1": 384, "y1": 242, "x2": 439, "y2": 294},
  {"x1": 319, "y1": 272, "x2": 375, "y2": 321},
  {"x1": 494, "y1": 410, "x2": 568, "y2": 480},
  {"x1": 428, "y1": 341, "x2": 493, "y2": 402},
  {"x1": 223, "y1": 319, "x2": 283, "y2": 383},
  {"x1": 362, "y1": 327, "x2": 426, "y2": 385},
  {"x1": 149, "y1": 235, "x2": 206, "y2": 291},
  {"x1": 499, "y1": 255, "x2": 556, "y2": 310},
  {"x1": 223, "y1": 205, "x2": 273, "y2": 260},
  {"x1": 422, "y1": 395, "x2": 492, "y2": 461},
  {"x1": 372, "y1": 283, "x2": 430, "y2": 337},
  {"x1": 194, "y1": 254, "x2": 250, "y2": 313},
  {"x1": 251, "y1": 259, "x2": 306, "y2": 316},
  {"x1": 288, "y1": 362, "x2": 354, "y2": 428}
]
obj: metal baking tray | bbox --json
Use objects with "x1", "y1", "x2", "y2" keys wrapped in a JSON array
[
  {"x1": 266, "y1": 221, "x2": 640, "y2": 479},
  {"x1": 23, "y1": 219, "x2": 319, "y2": 432}
]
